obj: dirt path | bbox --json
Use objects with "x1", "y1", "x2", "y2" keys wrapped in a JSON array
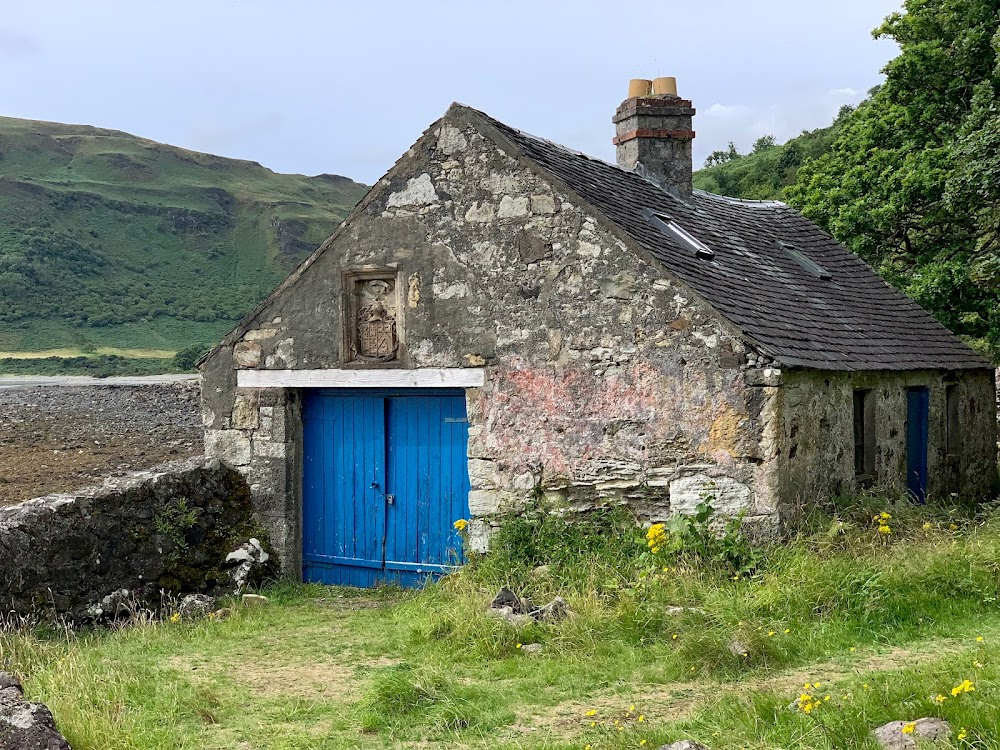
[{"x1": 0, "y1": 383, "x2": 203, "y2": 505}]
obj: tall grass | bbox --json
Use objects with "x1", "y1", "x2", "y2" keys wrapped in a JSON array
[{"x1": 2, "y1": 499, "x2": 1000, "y2": 748}]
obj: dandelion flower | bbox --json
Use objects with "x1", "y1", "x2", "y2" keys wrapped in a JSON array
[
  {"x1": 453, "y1": 518, "x2": 468, "y2": 531},
  {"x1": 630, "y1": 705, "x2": 636, "y2": 712},
  {"x1": 585, "y1": 709, "x2": 597, "y2": 717},
  {"x1": 976, "y1": 636, "x2": 984, "y2": 642},
  {"x1": 516, "y1": 643, "x2": 522, "y2": 649},
  {"x1": 958, "y1": 729, "x2": 968, "y2": 740},
  {"x1": 768, "y1": 631, "x2": 776, "y2": 637},
  {"x1": 878, "y1": 524, "x2": 892, "y2": 534},
  {"x1": 901, "y1": 722, "x2": 916, "y2": 735},
  {"x1": 638, "y1": 715, "x2": 645, "y2": 722},
  {"x1": 784, "y1": 628, "x2": 791, "y2": 634},
  {"x1": 923, "y1": 522, "x2": 933, "y2": 531}
]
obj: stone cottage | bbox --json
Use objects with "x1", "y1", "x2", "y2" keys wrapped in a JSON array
[{"x1": 200, "y1": 77, "x2": 997, "y2": 585}]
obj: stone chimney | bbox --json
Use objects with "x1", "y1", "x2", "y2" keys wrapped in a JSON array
[{"x1": 613, "y1": 77, "x2": 696, "y2": 200}]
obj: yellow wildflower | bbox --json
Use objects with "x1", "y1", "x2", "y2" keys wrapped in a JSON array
[
  {"x1": 638, "y1": 715, "x2": 645, "y2": 722},
  {"x1": 958, "y1": 729, "x2": 968, "y2": 741},
  {"x1": 923, "y1": 522, "x2": 933, "y2": 531},
  {"x1": 950, "y1": 523, "x2": 959, "y2": 531},
  {"x1": 646, "y1": 523, "x2": 667, "y2": 552},
  {"x1": 901, "y1": 722, "x2": 916, "y2": 735},
  {"x1": 672, "y1": 633, "x2": 678, "y2": 640},
  {"x1": 933, "y1": 694, "x2": 947, "y2": 704},
  {"x1": 951, "y1": 679, "x2": 975, "y2": 697},
  {"x1": 629, "y1": 705, "x2": 636, "y2": 712},
  {"x1": 169, "y1": 612, "x2": 181, "y2": 623},
  {"x1": 516, "y1": 643, "x2": 522, "y2": 649},
  {"x1": 784, "y1": 628, "x2": 791, "y2": 634},
  {"x1": 585, "y1": 709, "x2": 597, "y2": 717},
  {"x1": 641, "y1": 741, "x2": 648, "y2": 747},
  {"x1": 976, "y1": 636, "x2": 984, "y2": 642},
  {"x1": 768, "y1": 631, "x2": 776, "y2": 637},
  {"x1": 878, "y1": 524, "x2": 892, "y2": 535},
  {"x1": 453, "y1": 518, "x2": 468, "y2": 531}
]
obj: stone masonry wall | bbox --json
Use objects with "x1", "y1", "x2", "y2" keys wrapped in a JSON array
[
  {"x1": 779, "y1": 368, "x2": 997, "y2": 509},
  {"x1": 199, "y1": 109, "x2": 787, "y2": 567},
  {"x1": 0, "y1": 457, "x2": 265, "y2": 619}
]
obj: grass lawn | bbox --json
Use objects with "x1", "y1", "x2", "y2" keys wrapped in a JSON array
[{"x1": 4, "y1": 500, "x2": 1000, "y2": 749}]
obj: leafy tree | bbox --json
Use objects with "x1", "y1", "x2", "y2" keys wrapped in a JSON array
[
  {"x1": 751, "y1": 134, "x2": 777, "y2": 154},
  {"x1": 786, "y1": 0, "x2": 1000, "y2": 360},
  {"x1": 703, "y1": 142, "x2": 741, "y2": 168}
]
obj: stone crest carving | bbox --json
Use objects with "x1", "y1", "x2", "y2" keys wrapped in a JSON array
[{"x1": 352, "y1": 277, "x2": 398, "y2": 362}]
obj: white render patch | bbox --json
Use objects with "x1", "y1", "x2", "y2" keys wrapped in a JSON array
[
  {"x1": 387, "y1": 173, "x2": 438, "y2": 207},
  {"x1": 432, "y1": 280, "x2": 470, "y2": 300},
  {"x1": 437, "y1": 125, "x2": 468, "y2": 155},
  {"x1": 669, "y1": 474, "x2": 753, "y2": 516}
]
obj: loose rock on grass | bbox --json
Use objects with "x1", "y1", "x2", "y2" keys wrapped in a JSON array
[
  {"x1": 657, "y1": 741, "x2": 710, "y2": 750},
  {"x1": 178, "y1": 594, "x2": 216, "y2": 621},
  {"x1": 0, "y1": 672, "x2": 72, "y2": 750},
  {"x1": 871, "y1": 718, "x2": 952, "y2": 750}
]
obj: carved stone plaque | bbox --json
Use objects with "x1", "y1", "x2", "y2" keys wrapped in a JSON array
[{"x1": 351, "y1": 277, "x2": 399, "y2": 362}]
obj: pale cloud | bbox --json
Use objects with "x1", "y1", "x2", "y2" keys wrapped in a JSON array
[
  {"x1": 0, "y1": 29, "x2": 38, "y2": 58},
  {"x1": 830, "y1": 87, "x2": 860, "y2": 97}
]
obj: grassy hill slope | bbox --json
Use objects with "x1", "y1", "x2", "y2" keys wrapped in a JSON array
[
  {"x1": 0, "y1": 115, "x2": 367, "y2": 356},
  {"x1": 693, "y1": 116, "x2": 844, "y2": 201}
]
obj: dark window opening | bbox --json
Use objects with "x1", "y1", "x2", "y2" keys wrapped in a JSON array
[
  {"x1": 641, "y1": 208, "x2": 715, "y2": 259},
  {"x1": 778, "y1": 241, "x2": 832, "y2": 280},
  {"x1": 853, "y1": 389, "x2": 875, "y2": 482},
  {"x1": 946, "y1": 384, "x2": 961, "y2": 457}
]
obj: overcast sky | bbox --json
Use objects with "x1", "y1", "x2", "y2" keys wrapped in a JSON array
[{"x1": 2, "y1": 1, "x2": 903, "y2": 185}]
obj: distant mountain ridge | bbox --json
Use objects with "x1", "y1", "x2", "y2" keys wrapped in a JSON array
[{"x1": 0, "y1": 114, "x2": 367, "y2": 356}]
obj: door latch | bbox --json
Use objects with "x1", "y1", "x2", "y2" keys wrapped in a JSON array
[{"x1": 385, "y1": 494, "x2": 395, "y2": 506}]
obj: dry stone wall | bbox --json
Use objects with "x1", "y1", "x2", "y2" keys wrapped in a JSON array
[{"x1": 0, "y1": 457, "x2": 271, "y2": 620}]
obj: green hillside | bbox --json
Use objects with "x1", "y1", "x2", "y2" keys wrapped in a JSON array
[
  {"x1": 692, "y1": 110, "x2": 848, "y2": 201},
  {"x1": 0, "y1": 115, "x2": 367, "y2": 357}
]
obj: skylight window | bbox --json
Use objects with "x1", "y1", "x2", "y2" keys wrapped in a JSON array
[
  {"x1": 778, "y1": 241, "x2": 832, "y2": 280},
  {"x1": 641, "y1": 208, "x2": 715, "y2": 259}
]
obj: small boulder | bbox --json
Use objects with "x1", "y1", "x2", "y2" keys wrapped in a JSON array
[
  {"x1": 486, "y1": 606, "x2": 535, "y2": 628},
  {"x1": 533, "y1": 596, "x2": 569, "y2": 623},
  {"x1": 241, "y1": 593, "x2": 270, "y2": 607},
  {"x1": 178, "y1": 594, "x2": 215, "y2": 621},
  {"x1": 226, "y1": 538, "x2": 274, "y2": 595},
  {"x1": 727, "y1": 639, "x2": 751, "y2": 658},
  {"x1": 519, "y1": 643, "x2": 544, "y2": 655},
  {"x1": 0, "y1": 673, "x2": 72, "y2": 750},
  {"x1": 657, "y1": 741, "x2": 710, "y2": 750},
  {"x1": 871, "y1": 718, "x2": 952, "y2": 750},
  {"x1": 490, "y1": 587, "x2": 524, "y2": 612}
]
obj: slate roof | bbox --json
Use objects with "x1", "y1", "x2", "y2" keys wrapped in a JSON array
[{"x1": 465, "y1": 106, "x2": 990, "y2": 372}]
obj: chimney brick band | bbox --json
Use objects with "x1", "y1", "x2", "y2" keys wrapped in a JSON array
[{"x1": 612, "y1": 128, "x2": 696, "y2": 145}]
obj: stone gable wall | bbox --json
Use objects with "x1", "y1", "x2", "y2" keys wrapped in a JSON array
[{"x1": 201, "y1": 112, "x2": 784, "y2": 568}]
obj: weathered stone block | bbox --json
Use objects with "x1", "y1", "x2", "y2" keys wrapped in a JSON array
[
  {"x1": 530, "y1": 194, "x2": 556, "y2": 215},
  {"x1": 205, "y1": 429, "x2": 252, "y2": 466},
  {"x1": 669, "y1": 474, "x2": 753, "y2": 516},
  {"x1": 233, "y1": 341, "x2": 262, "y2": 368},
  {"x1": 498, "y1": 195, "x2": 530, "y2": 218},
  {"x1": 232, "y1": 392, "x2": 260, "y2": 429},
  {"x1": 468, "y1": 489, "x2": 501, "y2": 516}
]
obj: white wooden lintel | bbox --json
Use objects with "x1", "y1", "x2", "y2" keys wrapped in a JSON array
[{"x1": 236, "y1": 368, "x2": 486, "y2": 389}]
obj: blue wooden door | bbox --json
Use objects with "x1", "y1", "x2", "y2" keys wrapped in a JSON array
[
  {"x1": 302, "y1": 389, "x2": 470, "y2": 587},
  {"x1": 906, "y1": 387, "x2": 930, "y2": 503}
]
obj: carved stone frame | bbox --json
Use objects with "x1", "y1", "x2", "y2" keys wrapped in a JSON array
[{"x1": 341, "y1": 267, "x2": 407, "y2": 368}]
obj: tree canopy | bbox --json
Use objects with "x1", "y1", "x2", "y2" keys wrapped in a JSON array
[{"x1": 786, "y1": 0, "x2": 1000, "y2": 360}]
